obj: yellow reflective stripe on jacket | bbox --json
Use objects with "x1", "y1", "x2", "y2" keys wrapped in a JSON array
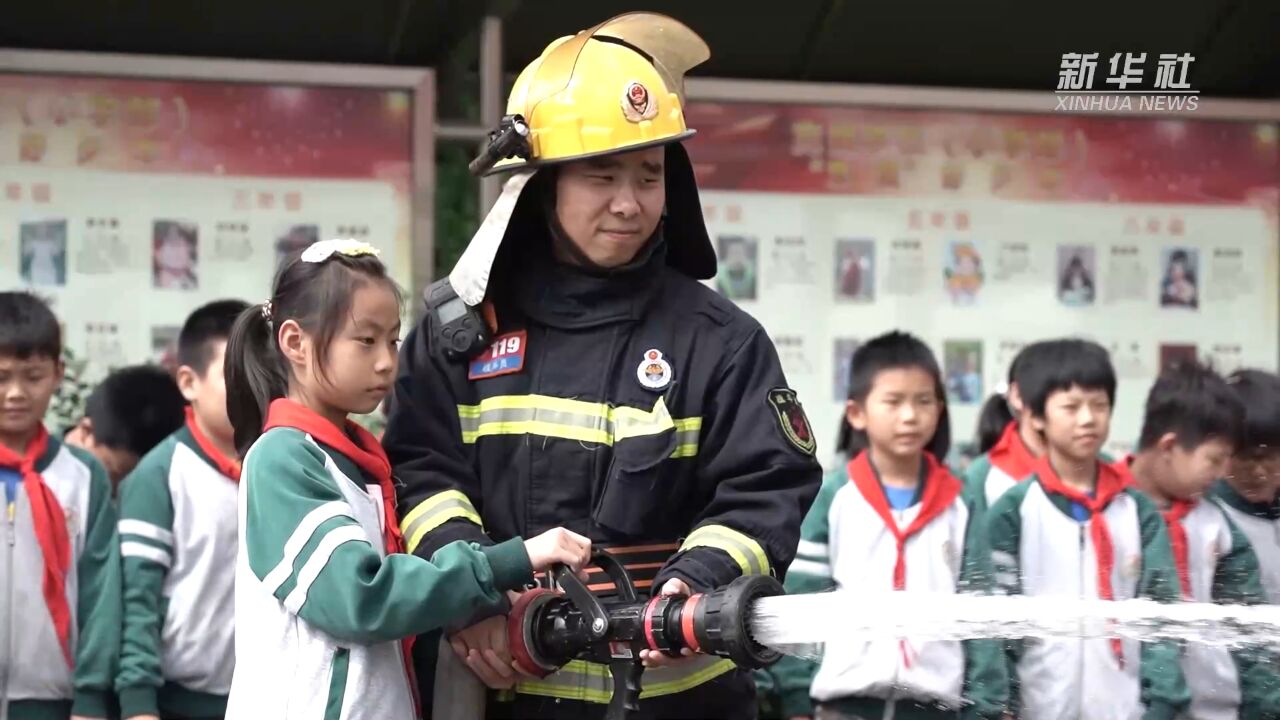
[
  {"x1": 456, "y1": 395, "x2": 701, "y2": 457},
  {"x1": 672, "y1": 417, "x2": 701, "y2": 458},
  {"x1": 400, "y1": 490, "x2": 482, "y2": 554},
  {"x1": 514, "y1": 655, "x2": 735, "y2": 703},
  {"x1": 681, "y1": 524, "x2": 770, "y2": 576}
]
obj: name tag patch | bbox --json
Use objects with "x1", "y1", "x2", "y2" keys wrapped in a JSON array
[{"x1": 469, "y1": 330, "x2": 527, "y2": 380}]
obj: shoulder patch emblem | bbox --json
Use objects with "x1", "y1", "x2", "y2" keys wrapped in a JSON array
[{"x1": 767, "y1": 387, "x2": 815, "y2": 456}]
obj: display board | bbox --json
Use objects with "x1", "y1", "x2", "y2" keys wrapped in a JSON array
[
  {"x1": 686, "y1": 100, "x2": 1280, "y2": 469},
  {"x1": 0, "y1": 54, "x2": 429, "y2": 383}
]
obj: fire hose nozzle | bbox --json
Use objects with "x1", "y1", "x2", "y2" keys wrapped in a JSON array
[
  {"x1": 509, "y1": 556, "x2": 785, "y2": 680},
  {"x1": 690, "y1": 574, "x2": 785, "y2": 669}
]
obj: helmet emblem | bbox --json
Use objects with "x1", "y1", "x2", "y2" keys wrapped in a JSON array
[{"x1": 621, "y1": 81, "x2": 658, "y2": 122}]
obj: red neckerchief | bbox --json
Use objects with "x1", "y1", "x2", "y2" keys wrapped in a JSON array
[
  {"x1": 1161, "y1": 499, "x2": 1196, "y2": 600},
  {"x1": 0, "y1": 426, "x2": 73, "y2": 666},
  {"x1": 261, "y1": 398, "x2": 417, "y2": 711},
  {"x1": 848, "y1": 450, "x2": 960, "y2": 669},
  {"x1": 847, "y1": 451, "x2": 961, "y2": 591},
  {"x1": 988, "y1": 421, "x2": 1038, "y2": 482},
  {"x1": 184, "y1": 407, "x2": 241, "y2": 482},
  {"x1": 1118, "y1": 455, "x2": 1195, "y2": 599},
  {"x1": 1033, "y1": 455, "x2": 1129, "y2": 667}
]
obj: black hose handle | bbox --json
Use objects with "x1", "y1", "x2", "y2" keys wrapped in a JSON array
[{"x1": 605, "y1": 657, "x2": 644, "y2": 720}]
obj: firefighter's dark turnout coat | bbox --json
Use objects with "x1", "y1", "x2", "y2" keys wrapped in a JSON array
[{"x1": 384, "y1": 223, "x2": 823, "y2": 718}]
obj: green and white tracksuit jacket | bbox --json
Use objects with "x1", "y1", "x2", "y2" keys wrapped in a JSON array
[
  {"x1": 772, "y1": 459, "x2": 1009, "y2": 719},
  {"x1": 985, "y1": 474, "x2": 1189, "y2": 720},
  {"x1": 1210, "y1": 480, "x2": 1280, "y2": 604},
  {"x1": 115, "y1": 427, "x2": 238, "y2": 719},
  {"x1": 1159, "y1": 497, "x2": 1280, "y2": 720},
  {"x1": 1, "y1": 437, "x2": 119, "y2": 720},
  {"x1": 963, "y1": 422, "x2": 1039, "y2": 517},
  {"x1": 224, "y1": 428, "x2": 534, "y2": 720}
]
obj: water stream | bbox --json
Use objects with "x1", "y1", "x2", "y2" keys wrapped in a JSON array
[{"x1": 750, "y1": 591, "x2": 1280, "y2": 656}]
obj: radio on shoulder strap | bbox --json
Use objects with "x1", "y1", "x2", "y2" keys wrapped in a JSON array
[{"x1": 424, "y1": 278, "x2": 492, "y2": 362}]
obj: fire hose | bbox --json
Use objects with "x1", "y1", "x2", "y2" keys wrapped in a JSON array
[{"x1": 433, "y1": 551, "x2": 785, "y2": 720}]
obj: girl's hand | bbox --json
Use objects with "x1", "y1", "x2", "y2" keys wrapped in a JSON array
[{"x1": 523, "y1": 527, "x2": 591, "y2": 572}]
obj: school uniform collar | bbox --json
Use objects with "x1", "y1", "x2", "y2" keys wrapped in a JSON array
[
  {"x1": 27, "y1": 432, "x2": 62, "y2": 474},
  {"x1": 846, "y1": 451, "x2": 960, "y2": 590},
  {"x1": 987, "y1": 421, "x2": 1038, "y2": 481},
  {"x1": 180, "y1": 407, "x2": 240, "y2": 482}
]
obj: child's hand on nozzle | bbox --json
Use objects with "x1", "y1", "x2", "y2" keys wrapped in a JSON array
[{"x1": 523, "y1": 527, "x2": 592, "y2": 574}]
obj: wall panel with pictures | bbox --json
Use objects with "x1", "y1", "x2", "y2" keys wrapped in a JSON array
[
  {"x1": 0, "y1": 52, "x2": 432, "y2": 384},
  {"x1": 685, "y1": 93, "x2": 1280, "y2": 470}
]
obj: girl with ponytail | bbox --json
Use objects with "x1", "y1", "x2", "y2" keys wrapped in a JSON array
[
  {"x1": 963, "y1": 341, "x2": 1051, "y2": 513},
  {"x1": 222, "y1": 240, "x2": 592, "y2": 720}
]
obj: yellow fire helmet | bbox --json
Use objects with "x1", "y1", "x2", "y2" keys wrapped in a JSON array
[
  {"x1": 450, "y1": 12, "x2": 716, "y2": 312},
  {"x1": 471, "y1": 12, "x2": 709, "y2": 174}
]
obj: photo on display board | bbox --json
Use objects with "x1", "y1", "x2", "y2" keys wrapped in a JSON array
[
  {"x1": 1056, "y1": 244, "x2": 1097, "y2": 306},
  {"x1": 151, "y1": 326, "x2": 181, "y2": 373},
  {"x1": 1159, "y1": 343, "x2": 1198, "y2": 375},
  {"x1": 832, "y1": 338, "x2": 862, "y2": 402},
  {"x1": 943, "y1": 239, "x2": 983, "y2": 305},
  {"x1": 276, "y1": 224, "x2": 319, "y2": 273},
  {"x1": 19, "y1": 219, "x2": 67, "y2": 287},
  {"x1": 1159, "y1": 247, "x2": 1199, "y2": 309},
  {"x1": 715, "y1": 235, "x2": 758, "y2": 301},
  {"x1": 152, "y1": 220, "x2": 199, "y2": 290},
  {"x1": 943, "y1": 339, "x2": 984, "y2": 405},
  {"x1": 834, "y1": 239, "x2": 876, "y2": 302}
]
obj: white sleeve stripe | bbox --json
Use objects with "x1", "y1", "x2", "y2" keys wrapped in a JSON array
[
  {"x1": 789, "y1": 558, "x2": 832, "y2": 578},
  {"x1": 797, "y1": 539, "x2": 828, "y2": 558},
  {"x1": 121, "y1": 541, "x2": 172, "y2": 568},
  {"x1": 118, "y1": 519, "x2": 174, "y2": 546},
  {"x1": 991, "y1": 550, "x2": 1017, "y2": 569},
  {"x1": 282, "y1": 525, "x2": 369, "y2": 614},
  {"x1": 263, "y1": 501, "x2": 354, "y2": 594}
]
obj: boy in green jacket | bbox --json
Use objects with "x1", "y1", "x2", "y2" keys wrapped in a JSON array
[
  {"x1": 985, "y1": 339, "x2": 1188, "y2": 719},
  {"x1": 116, "y1": 300, "x2": 247, "y2": 720},
  {"x1": 0, "y1": 292, "x2": 119, "y2": 720}
]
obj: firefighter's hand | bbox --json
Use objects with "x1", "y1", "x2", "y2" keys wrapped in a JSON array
[
  {"x1": 450, "y1": 614, "x2": 517, "y2": 689},
  {"x1": 524, "y1": 527, "x2": 592, "y2": 572},
  {"x1": 639, "y1": 579, "x2": 699, "y2": 668}
]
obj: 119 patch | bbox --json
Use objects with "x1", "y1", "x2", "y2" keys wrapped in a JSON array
[
  {"x1": 468, "y1": 330, "x2": 527, "y2": 380},
  {"x1": 766, "y1": 388, "x2": 815, "y2": 455}
]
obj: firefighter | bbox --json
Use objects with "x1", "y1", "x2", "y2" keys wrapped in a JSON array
[{"x1": 384, "y1": 12, "x2": 823, "y2": 719}]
